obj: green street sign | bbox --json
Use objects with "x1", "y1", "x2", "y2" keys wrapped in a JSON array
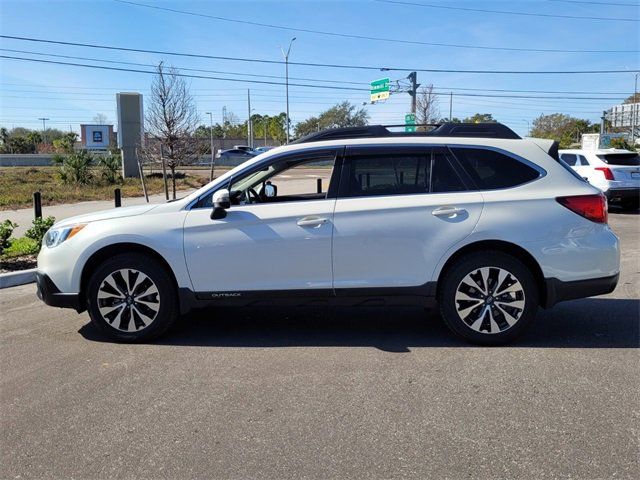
[
  {"x1": 370, "y1": 77, "x2": 390, "y2": 102},
  {"x1": 405, "y1": 113, "x2": 416, "y2": 132}
]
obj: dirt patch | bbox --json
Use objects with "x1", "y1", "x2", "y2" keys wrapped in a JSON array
[{"x1": 0, "y1": 254, "x2": 37, "y2": 273}]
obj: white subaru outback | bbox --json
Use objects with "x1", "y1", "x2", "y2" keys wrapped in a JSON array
[{"x1": 36, "y1": 123, "x2": 620, "y2": 345}]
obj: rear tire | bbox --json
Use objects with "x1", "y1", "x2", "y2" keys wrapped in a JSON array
[
  {"x1": 438, "y1": 251, "x2": 538, "y2": 345},
  {"x1": 86, "y1": 253, "x2": 178, "y2": 342}
]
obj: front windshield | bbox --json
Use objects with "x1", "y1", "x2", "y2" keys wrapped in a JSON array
[
  {"x1": 182, "y1": 148, "x2": 285, "y2": 206},
  {"x1": 231, "y1": 164, "x2": 277, "y2": 193}
]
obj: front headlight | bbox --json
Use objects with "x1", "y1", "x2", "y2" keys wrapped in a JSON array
[{"x1": 44, "y1": 224, "x2": 86, "y2": 248}]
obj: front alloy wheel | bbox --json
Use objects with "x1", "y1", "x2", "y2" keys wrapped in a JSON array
[
  {"x1": 87, "y1": 253, "x2": 178, "y2": 342},
  {"x1": 97, "y1": 269, "x2": 161, "y2": 332},
  {"x1": 439, "y1": 251, "x2": 538, "y2": 345}
]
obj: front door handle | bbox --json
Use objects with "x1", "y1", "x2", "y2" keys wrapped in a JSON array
[
  {"x1": 432, "y1": 206, "x2": 465, "y2": 217},
  {"x1": 297, "y1": 216, "x2": 328, "y2": 227}
]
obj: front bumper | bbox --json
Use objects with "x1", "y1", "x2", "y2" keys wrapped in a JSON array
[
  {"x1": 543, "y1": 273, "x2": 619, "y2": 308},
  {"x1": 36, "y1": 272, "x2": 83, "y2": 312}
]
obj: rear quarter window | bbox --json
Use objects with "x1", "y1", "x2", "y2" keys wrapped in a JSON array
[
  {"x1": 450, "y1": 147, "x2": 540, "y2": 190},
  {"x1": 596, "y1": 153, "x2": 640, "y2": 166}
]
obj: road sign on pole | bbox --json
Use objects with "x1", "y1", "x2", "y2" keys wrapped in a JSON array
[
  {"x1": 405, "y1": 113, "x2": 416, "y2": 132},
  {"x1": 370, "y1": 78, "x2": 390, "y2": 102}
]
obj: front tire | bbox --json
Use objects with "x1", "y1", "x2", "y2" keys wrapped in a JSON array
[
  {"x1": 86, "y1": 253, "x2": 178, "y2": 342},
  {"x1": 438, "y1": 251, "x2": 538, "y2": 345}
]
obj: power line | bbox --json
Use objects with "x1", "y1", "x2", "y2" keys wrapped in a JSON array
[
  {"x1": 0, "y1": 48, "x2": 365, "y2": 86},
  {"x1": 0, "y1": 85, "x2": 629, "y2": 100},
  {"x1": 114, "y1": 0, "x2": 639, "y2": 53},
  {"x1": 0, "y1": 81, "x2": 631, "y2": 97},
  {"x1": 0, "y1": 53, "x2": 627, "y2": 101},
  {"x1": 0, "y1": 54, "x2": 370, "y2": 91},
  {"x1": 374, "y1": 0, "x2": 640, "y2": 22},
  {"x1": 1, "y1": 35, "x2": 636, "y2": 74},
  {"x1": 547, "y1": 0, "x2": 639, "y2": 7}
]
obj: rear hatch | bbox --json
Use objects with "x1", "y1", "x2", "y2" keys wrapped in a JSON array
[{"x1": 596, "y1": 152, "x2": 640, "y2": 185}]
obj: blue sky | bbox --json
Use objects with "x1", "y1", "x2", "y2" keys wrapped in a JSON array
[{"x1": 0, "y1": 0, "x2": 638, "y2": 137}]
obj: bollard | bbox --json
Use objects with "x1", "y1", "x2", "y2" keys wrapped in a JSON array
[
  {"x1": 33, "y1": 192, "x2": 42, "y2": 219},
  {"x1": 317, "y1": 178, "x2": 322, "y2": 194},
  {"x1": 114, "y1": 188, "x2": 121, "y2": 208}
]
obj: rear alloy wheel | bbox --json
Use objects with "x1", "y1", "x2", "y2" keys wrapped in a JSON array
[
  {"x1": 87, "y1": 253, "x2": 178, "y2": 342},
  {"x1": 439, "y1": 251, "x2": 538, "y2": 345}
]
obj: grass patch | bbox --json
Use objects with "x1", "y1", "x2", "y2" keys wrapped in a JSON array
[
  {"x1": 1, "y1": 237, "x2": 39, "y2": 258},
  {"x1": 0, "y1": 167, "x2": 209, "y2": 210}
]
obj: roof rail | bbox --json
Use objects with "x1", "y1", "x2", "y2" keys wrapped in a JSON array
[{"x1": 292, "y1": 122, "x2": 521, "y2": 144}]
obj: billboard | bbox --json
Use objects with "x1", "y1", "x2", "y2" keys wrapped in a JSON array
[{"x1": 80, "y1": 124, "x2": 113, "y2": 150}]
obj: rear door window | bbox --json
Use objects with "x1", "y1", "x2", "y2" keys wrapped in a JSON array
[
  {"x1": 560, "y1": 153, "x2": 578, "y2": 166},
  {"x1": 596, "y1": 153, "x2": 640, "y2": 166},
  {"x1": 451, "y1": 147, "x2": 541, "y2": 190},
  {"x1": 344, "y1": 147, "x2": 466, "y2": 197}
]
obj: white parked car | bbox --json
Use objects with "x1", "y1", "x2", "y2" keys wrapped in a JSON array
[
  {"x1": 36, "y1": 123, "x2": 620, "y2": 345},
  {"x1": 559, "y1": 148, "x2": 640, "y2": 210}
]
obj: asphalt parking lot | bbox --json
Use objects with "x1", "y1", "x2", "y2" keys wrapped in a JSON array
[{"x1": 1, "y1": 210, "x2": 638, "y2": 479}]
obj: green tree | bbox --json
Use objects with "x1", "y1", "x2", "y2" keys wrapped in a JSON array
[
  {"x1": 623, "y1": 93, "x2": 639, "y2": 104},
  {"x1": 294, "y1": 101, "x2": 369, "y2": 138},
  {"x1": 530, "y1": 113, "x2": 598, "y2": 148},
  {"x1": 7, "y1": 135, "x2": 32, "y2": 153},
  {"x1": 25, "y1": 131, "x2": 42, "y2": 151},
  {"x1": 52, "y1": 132, "x2": 77, "y2": 153},
  {"x1": 463, "y1": 113, "x2": 496, "y2": 123}
]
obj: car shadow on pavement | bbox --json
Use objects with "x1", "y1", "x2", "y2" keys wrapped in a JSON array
[{"x1": 79, "y1": 297, "x2": 640, "y2": 351}]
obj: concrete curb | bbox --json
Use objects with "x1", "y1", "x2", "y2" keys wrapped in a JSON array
[{"x1": 0, "y1": 268, "x2": 37, "y2": 289}]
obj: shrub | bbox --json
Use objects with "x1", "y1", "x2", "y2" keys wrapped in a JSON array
[
  {"x1": 58, "y1": 150, "x2": 93, "y2": 184},
  {"x1": 609, "y1": 137, "x2": 633, "y2": 150},
  {"x1": 0, "y1": 219, "x2": 17, "y2": 254},
  {"x1": 3, "y1": 237, "x2": 40, "y2": 258},
  {"x1": 98, "y1": 154, "x2": 122, "y2": 184},
  {"x1": 146, "y1": 171, "x2": 186, "y2": 179},
  {"x1": 25, "y1": 216, "x2": 55, "y2": 247}
]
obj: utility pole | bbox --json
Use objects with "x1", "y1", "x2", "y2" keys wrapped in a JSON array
[
  {"x1": 222, "y1": 106, "x2": 227, "y2": 139},
  {"x1": 205, "y1": 111, "x2": 215, "y2": 180},
  {"x1": 449, "y1": 92, "x2": 453, "y2": 120},
  {"x1": 264, "y1": 117, "x2": 268, "y2": 146},
  {"x1": 281, "y1": 37, "x2": 296, "y2": 144},
  {"x1": 247, "y1": 89, "x2": 252, "y2": 148},
  {"x1": 600, "y1": 110, "x2": 607, "y2": 134},
  {"x1": 632, "y1": 73, "x2": 638, "y2": 145},
  {"x1": 523, "y1": 119, "x2": 530, "y2": 136},
  {"x1": 38, "y1": 117, "x2": 49, "y2": 144},
  {"x1": 407, "y1": 72, "x2": 419, "y2": 115}
]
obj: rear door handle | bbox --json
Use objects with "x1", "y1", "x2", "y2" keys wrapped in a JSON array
[
  {"x1": 297, "y1": 216, "x2": 328, "y2": 227},
  {"x1": 432, "y1": 206, "x2": 465, "y2": 217}
]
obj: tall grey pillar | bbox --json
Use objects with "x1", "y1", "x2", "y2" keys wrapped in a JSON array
[{"x1": 116, "y1": 93, "x2": 144, "y2": 178}]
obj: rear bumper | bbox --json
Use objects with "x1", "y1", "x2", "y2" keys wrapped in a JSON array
[
  {"x1": 605, "y1": 188, "x2": 639, "y2": 200},
  {"x1": 36, "y1": 272, "x2": 83, "y2": 312},
  {"x1": 543, "y1": 273, "x2": 619, "y2": 308}
]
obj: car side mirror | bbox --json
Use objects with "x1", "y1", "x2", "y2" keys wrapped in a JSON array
[{"x1": 210, "y1": 189, "x2": 230, "y2": 220}]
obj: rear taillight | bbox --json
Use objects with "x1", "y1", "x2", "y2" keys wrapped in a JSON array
[
  {"x1": 595, "y1": 167, "x2": 614, "y2": 180},
  {"x1": 556, "y1": 194, "x2": 608, "y2": 224}
]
